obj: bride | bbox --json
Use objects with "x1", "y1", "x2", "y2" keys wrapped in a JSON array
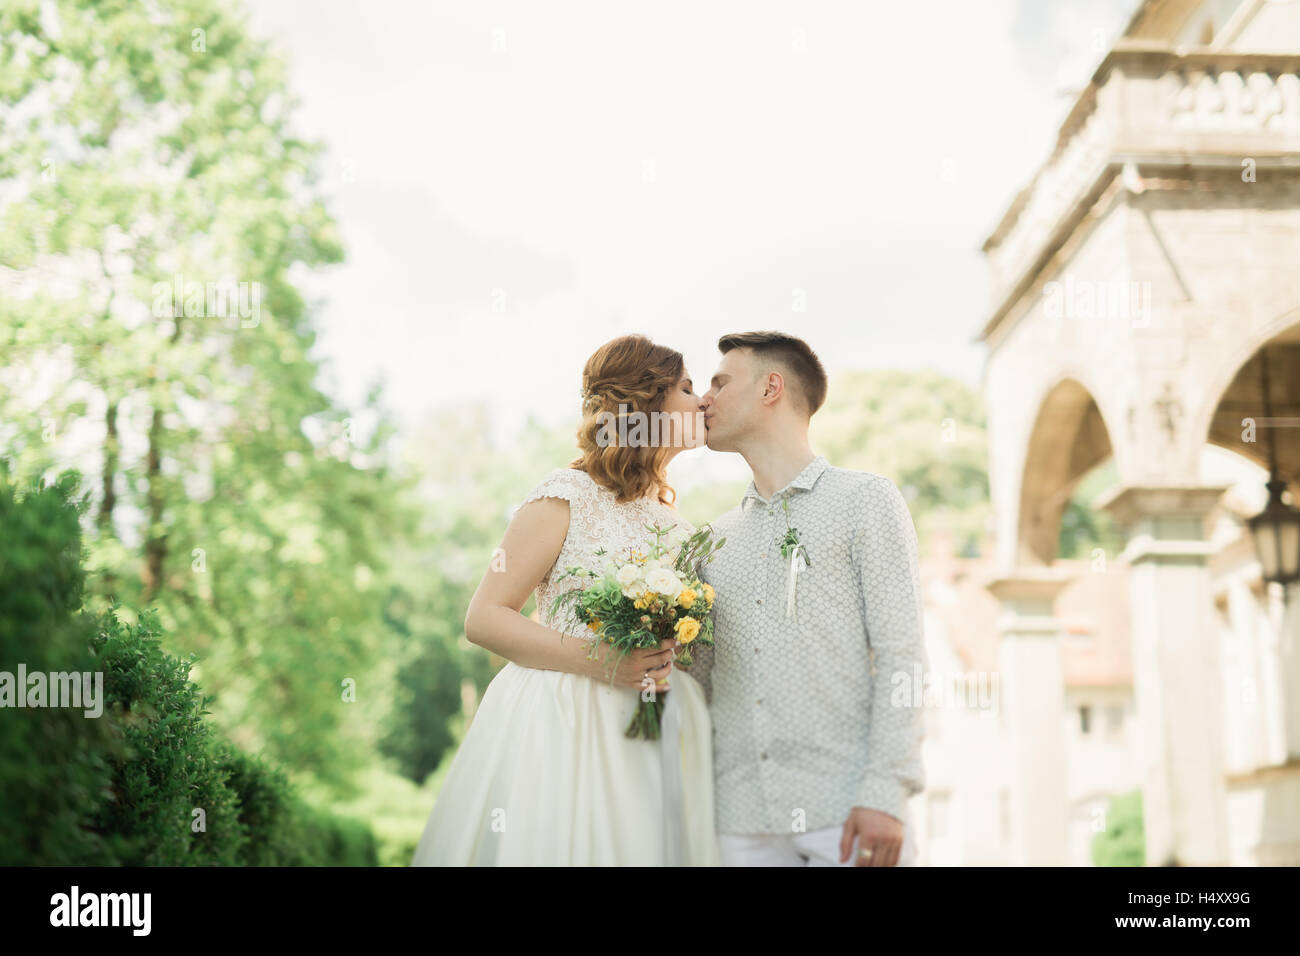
[{"x1": 411, "y1": 333, "x2": 720, "y2": 866}]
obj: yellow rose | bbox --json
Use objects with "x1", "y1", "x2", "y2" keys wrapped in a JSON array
[
  {"x1": 674, "y1": 616, "x2": 701, "y2": 644},
  {"x1": 677, "y1": 588, "x2": 697, "y2": 609},
  {"x1": 702, "y1": 583, "x2": 715, "y2": 607}
]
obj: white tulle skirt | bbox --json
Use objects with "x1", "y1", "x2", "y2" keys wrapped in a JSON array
[{"x1": 410, "y1": 660, "x2": 721, "y2": 866}]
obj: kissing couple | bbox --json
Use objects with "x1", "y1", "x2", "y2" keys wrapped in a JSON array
[{"x1": 412, "y1": 330, "x2": 927, "y2": 867}]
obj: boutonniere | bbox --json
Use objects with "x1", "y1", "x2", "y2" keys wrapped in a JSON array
[{"x1": 774, "y1": 498, "x2": 810, "y2": 618}]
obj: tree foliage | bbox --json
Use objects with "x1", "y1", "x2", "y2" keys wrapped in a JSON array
[
  {"x1": 812, "y1": 368, "x2": 992, "y2": 555},
  {"x1": 0, "y1": 0, "x2": 415, "y2": 789}
]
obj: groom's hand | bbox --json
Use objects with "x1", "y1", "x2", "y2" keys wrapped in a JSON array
[{"x1": 839, "y1": 807, "x2": 903, "y2": 867}]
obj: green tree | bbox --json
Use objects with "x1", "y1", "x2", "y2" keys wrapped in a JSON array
[
  {"x1": 1059, "y1": 458, "x2": 1124, "y2": 561},
  {"x1": 0, "y1": 0, "x2": 414, "y2": 790},
  {"x1": 811, "y1": 369, "x2": 991, "y2": 555},
  {"x1": 379, "y1": 407, "x2": 584, "y2": 782}
]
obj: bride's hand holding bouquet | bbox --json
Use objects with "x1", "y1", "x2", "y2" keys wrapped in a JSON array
[{"x1": 546, "y1": 523, "x2": 725, "y2": 739}]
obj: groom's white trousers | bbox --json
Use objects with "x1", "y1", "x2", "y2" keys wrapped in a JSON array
[{"x1": 718, "y1": 804, "x2": 918, "y2": 867}]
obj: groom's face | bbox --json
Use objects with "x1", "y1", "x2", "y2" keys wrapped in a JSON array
[{"x1": 700, "y1": 349, "x2": 759, "y2": 452}]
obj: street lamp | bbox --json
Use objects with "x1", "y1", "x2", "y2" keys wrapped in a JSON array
[
  {"x1": 1248, "y1": 477, "x2": 1300, "y2": 586},
  {"x1": 1246, "y1": 348, "x2": 1300, "y2": 598}
]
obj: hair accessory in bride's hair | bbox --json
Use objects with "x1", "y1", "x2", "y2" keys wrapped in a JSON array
[{"x1": 580, "y1": 384, "x2": 601, "y2": 410}]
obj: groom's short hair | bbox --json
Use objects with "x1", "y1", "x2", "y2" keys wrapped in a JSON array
[{"x1": 717, "y1": 331, "x2": 828, "y2": 417}]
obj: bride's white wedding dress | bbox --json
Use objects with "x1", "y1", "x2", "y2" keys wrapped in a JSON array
[{"x1": 410, "y1": 467, "x2": 720, "y2": 866}]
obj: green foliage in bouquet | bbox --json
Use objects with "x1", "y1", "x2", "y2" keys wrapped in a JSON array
[{"x1": 545, "y1": 523, "x2": 725, "y2": 739}]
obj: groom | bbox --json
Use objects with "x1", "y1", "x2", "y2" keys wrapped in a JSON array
[{"x1": 686, "y1": 331, "x2": 928, "y2": 867}]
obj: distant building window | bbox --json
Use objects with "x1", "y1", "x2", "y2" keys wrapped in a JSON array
[{"x1": 1079, "y1": 705, "x2": 1091, "y2": 735}]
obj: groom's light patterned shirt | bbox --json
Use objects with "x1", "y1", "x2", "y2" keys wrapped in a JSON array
[{"x1": 690, "y1": 455, "x2": 927, "y2": 834}]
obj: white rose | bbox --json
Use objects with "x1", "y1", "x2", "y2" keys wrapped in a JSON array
[
  {"x1": 645, "y1": 567, "x2": 683, "y2": 599},
  {"x1": 616, "y1": 563, "x2": 645, "y2": 598}
]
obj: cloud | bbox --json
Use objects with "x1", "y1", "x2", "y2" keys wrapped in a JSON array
[{"x1": 246, "y1": 0, "x2": 1142, "y2": 442}]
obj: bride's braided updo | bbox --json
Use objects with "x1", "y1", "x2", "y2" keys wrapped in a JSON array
[{"x1": 571, "y1": 334, "x2": 683, "y2": 506}]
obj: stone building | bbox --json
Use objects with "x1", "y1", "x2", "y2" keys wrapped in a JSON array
[
  {"x1": 927, "y1": 0, "x2": 1300, "y2": 866},
  {"x1": 915, "y1": 446, "x2": 1282, "y2": 865}
]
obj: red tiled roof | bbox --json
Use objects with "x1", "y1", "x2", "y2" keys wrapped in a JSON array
[{"x1": 920, "y1": 528, "x2": 1132, "y2": 686}]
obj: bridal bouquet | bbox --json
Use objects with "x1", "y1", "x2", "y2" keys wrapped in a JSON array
[{"x1": 546, "y1": 522, "x2": 725, "y2": 740}]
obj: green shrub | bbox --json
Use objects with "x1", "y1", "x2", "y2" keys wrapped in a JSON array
[
  {"x1": 219, "y1": 747, "x2": 377, "y2": 866},
  {"x1": 0, "y1": 470, "x2": 379, "y2": 865},
  {"x1": 1092, "y1": 789, "x2": 1145, "y2": 866},
  {"x1": 0, "y1": 471, "x2": 117, "y2": 865},
  {"x1": 86, "y1": 606, "x2": 249, "y2": 865}
]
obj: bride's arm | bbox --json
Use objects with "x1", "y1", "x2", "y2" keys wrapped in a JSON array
[{"x1": 463, "y1": 497, "x2": 675, "y2": 687}]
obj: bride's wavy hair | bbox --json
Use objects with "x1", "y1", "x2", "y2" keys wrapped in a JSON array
[{"x1": 570, "y1": 334, "x2": 683, "y2": 506}]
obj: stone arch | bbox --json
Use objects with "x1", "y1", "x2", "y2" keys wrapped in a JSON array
[
  {"x1": 1017, "y1": 375, "x2": 1116, "y2": 566},
  {"x1": 1194, "y1": 308, "x2": 1300, "y2": 494}
]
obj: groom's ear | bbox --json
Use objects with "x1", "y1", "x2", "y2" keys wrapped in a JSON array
[{"x1": 760, "y1": 371, "x2": 785, "y2": 403}]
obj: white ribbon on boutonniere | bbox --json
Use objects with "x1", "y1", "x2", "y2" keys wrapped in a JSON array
[
  {"x1": 785, "y1": 542, "x2": 808, "y2": 618},
  {"x1": 776, "y1": 498, "x2": 810, "y2": 620}
]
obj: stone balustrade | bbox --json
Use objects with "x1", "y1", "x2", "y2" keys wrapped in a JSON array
[{"x1": 983, "y1": 47, "x2": 1300, "y2": 326}]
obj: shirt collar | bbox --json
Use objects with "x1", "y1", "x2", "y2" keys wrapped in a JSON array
[{"x1": 741, "y1": 455, "x2": 829, "y2": 510}]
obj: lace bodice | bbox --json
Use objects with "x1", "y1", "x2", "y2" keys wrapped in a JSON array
[{"x1": 518, "y1": 467, "x2": 695, "y2": 641}]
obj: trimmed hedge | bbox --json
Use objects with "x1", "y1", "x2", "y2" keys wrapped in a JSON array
[
  {"x1": 218, "y1": 746, "x2": 376, "y2": 866},
  {"x1": 0, "y1": 471, "x2": 118, "y2": 865},
  {"x1": 86, "y1": 606, "x2": 249, "y2": 865},
  {"x1": 0, "y1": 471, "x2": 377, "y2": 866}
]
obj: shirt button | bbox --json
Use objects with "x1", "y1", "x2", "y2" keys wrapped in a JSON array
[
  {"x1": 756, "y1": 698, "x2": 762, "y2": 705},
  {"x1": 760, "y1": 752, "x2": 768, "y2": 760},
  {"x1": 756, "y1": 598, "x2": 762, "y2": 606}
]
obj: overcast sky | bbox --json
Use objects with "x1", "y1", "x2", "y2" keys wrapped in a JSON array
[{"x1": 246, "y1": 0, "x2": 1138, "y2": 478}]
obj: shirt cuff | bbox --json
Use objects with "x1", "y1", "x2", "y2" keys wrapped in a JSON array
[{"x1": 855, "y1": 771, "x2": 908, "y2": 822}]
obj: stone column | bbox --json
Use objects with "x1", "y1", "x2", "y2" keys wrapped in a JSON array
[
  {"x1": 1268, "y1": 581, "x2": 1300, "y2": 763},
  {"x1": 1094, "y1": 484, "x2": 1232, "y2": 866},
  {"x1": 985, "y1": 569, "x2": 1074, "y2": 866}
]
